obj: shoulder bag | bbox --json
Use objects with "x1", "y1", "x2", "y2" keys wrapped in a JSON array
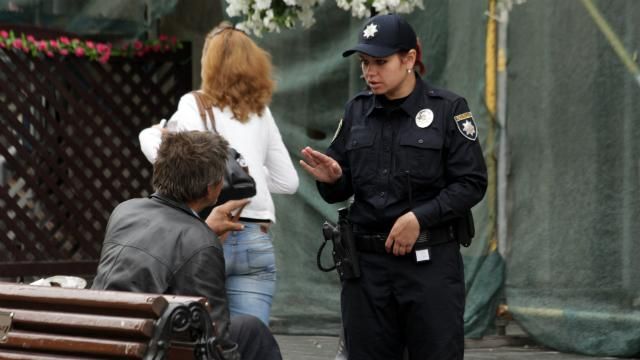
[{"x1": 191, "y1": 91, "x2": 257, "y2": 209}]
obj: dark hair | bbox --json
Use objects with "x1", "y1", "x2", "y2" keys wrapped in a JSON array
[
  {"x1": 152, "y1": 131, "x2": 228, "y2": 203},
  {"x1": 399, "y1": 40, "x2": 425, "y2": 75}
]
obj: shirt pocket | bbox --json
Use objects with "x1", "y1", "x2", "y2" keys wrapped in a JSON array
[
  {"x1": 396, "y1": 130, "x2": 444, "y2": 181},
  {"x1": 345, "y1": 128, "x2": 376, "y2": 181}
]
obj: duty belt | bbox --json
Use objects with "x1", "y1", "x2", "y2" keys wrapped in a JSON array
[{"x1": 354, "y1": 225, "x2": 455, "y2": 254}]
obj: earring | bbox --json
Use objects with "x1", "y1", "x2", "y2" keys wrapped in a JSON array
[{"x1": 407, "y1": 69, "x2": 413, "y2": 73}]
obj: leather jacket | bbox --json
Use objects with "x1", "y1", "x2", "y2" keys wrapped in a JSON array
[{"x1": 92, "y1": 193, "x2": 237, "y2": 356}]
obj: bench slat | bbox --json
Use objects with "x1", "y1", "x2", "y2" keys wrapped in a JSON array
[
  {"x1": 0, "y1": 283, "x2": 167, "y2": 318},
  {"x1": 0, "y1": 308, "x2": 154, "y2": 339},
  {"x1": 0, "y1": 331, "x2": 146, "y2": 359},
  {"x1": 0, "y1": 349, "x2": 102, "y2": 359}
]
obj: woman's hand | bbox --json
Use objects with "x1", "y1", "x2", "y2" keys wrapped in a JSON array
[
  {"x1": 205, "y1": 199, "x2": 250, "y2": 240},
  {"x1": 299, "y1": 146, "x2": 342, "y2": 184},
  {"x1": 385, "y1": 212, "x2": 420, "y2": 256},
  {"x1": 151, "y1": 119, "x2": 169, "y2": 134}
]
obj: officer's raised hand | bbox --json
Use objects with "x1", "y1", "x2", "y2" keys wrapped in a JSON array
[
  {"x1": 385, "y1": 211, "x2": 420, "y2": 256},
  {"x1": 300, "y1": 146, "x2": 342, "y2": 184}
]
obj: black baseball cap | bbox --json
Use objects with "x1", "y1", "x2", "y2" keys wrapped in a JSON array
[{"x1": 342, "y1": 14, "x2": 417, "y2": 58}]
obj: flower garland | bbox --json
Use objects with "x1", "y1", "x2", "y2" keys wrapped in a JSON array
[
  {"x1": 0, "y1": 30, "x2": 182, "y2": 63},
  {"x1": 225, "y1": 0, "x2": 423, "y2": 35},
  {"x1": 226, "y1": 0, "x2": 324, "y2": 36},
  {"x1": 336, "y1": 0, "x2": 424, "y2": 19}
]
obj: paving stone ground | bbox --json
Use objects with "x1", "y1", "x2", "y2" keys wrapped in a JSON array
[{"x1": 274, "y1": 335, "x2": 627, "y2": 360}]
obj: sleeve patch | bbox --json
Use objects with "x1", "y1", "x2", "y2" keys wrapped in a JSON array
[
  {"x1": 454, "y1": 112, "x2": 473, "y2": 122},
  {"x1": 454, "y1": 113, "x2": 478, "y2": 141}
]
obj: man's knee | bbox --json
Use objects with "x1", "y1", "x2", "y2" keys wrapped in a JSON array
[{"x1": 229, "y1": 315, "x2": 282, "y2": 360}]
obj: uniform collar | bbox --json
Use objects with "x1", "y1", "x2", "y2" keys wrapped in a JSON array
[
  {"x1": 366, "y1": 75, "x2": 437, "y2": 119},
  {"x1": 398, "y1": 75, "x2": 432, "y2": 120}
]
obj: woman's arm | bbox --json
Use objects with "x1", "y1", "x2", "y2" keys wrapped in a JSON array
[
  {"x1": 264, "y1": 108, "x2": 299, "y2": 194},
  {"x1": 138, "y1": 94, "x2": 206, "y2": 163}
]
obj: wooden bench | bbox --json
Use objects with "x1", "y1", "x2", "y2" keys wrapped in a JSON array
[{"x1": 0, "y1": 282, "x2": 225, "y2": 359}]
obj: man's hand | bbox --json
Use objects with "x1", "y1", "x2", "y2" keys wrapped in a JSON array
[
  {"x1": 385, "y1": 212, "x2": 420, "y2": 256},
  {"x1": 299, "y1": 146, "x2": 342, "y2": 184},
  {"x1": 205, "y1": 199, "x2": 250, "y2": 238}
]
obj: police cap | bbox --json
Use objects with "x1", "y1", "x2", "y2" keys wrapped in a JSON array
[{"x1": 342, "y1": 14, "x2": 417, "y2": 58}]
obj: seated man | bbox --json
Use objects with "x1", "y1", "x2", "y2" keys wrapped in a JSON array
[{"x1": 92, "y1": 131, "x2": 282, "y2": 360}]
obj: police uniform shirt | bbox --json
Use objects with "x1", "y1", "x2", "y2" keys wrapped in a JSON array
[{"x1": 318, "y1": 76, "x2": 487, "y2": 233}]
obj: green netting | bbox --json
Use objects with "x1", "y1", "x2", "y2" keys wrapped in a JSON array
[
  {"x1": 251, "y1": 1, "x2": 503, "y2": 338},
  {"x1": 0, "y1": 0, "x2": 176, "y2": 37},
  {"x1": 505, "y1": 0, "x2": 640, "y2": 357}
]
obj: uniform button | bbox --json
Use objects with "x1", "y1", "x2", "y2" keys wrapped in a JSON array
[
  {"x1": 382, "y1": 169, "x2": 388, "y2": 174},
  {"x1": 379, "y1": 192, "x2": 385, "y2": 197},
  {"x1": 418, "y1": 139, "x2": 424, "y2": 144}
]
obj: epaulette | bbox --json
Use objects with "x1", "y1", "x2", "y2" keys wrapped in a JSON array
[
  {"x1": 425, "y1": 86, "x2": 462, "y2": 102},
  {"x1": 348, "y1": 89, "x2": 374, "y2": 103}
]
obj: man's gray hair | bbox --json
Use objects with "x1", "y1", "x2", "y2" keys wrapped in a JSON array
[{"x1": 152, "y1": 131, "x2": 228, "y2": 203}]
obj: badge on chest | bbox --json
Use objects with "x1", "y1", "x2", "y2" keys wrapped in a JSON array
[{"x1": 415, "y1": 109, "x2": 434, "y2": 128}]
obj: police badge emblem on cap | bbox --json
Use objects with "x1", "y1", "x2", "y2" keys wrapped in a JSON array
[
  {"x1": 363, "y1": 23, "x2": 378, "y2": 39},
  {"x1": 415, "y1": 109, "x2": 434, "y2": 128}
]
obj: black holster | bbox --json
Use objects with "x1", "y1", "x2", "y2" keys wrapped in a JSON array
[
  {"x1": 316, "y1": 207, "x2": 360, "y2": 281},
  {"x1": 455, "y1": 209, "x2": 476, "y2": 247}
]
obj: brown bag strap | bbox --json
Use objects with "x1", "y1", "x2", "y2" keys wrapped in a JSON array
[
  {"x1": 191, "y1": 91, "x2": 248, "y2": 228},
  {"x1": 190, "y1": 91, "x2": 217, "y2": 133}
]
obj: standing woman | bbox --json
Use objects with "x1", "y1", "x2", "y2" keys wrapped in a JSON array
[
  {"x1": 300, "y1": 14, "x2": 487, "y2": 360},
  {"x1": 140, "y1": 22, "x2": 299, "y2": 326}
]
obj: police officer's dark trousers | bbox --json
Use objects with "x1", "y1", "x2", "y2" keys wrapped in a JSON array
[{"x1": 341, "y1": 241, "x2": 465, "y2": 360}]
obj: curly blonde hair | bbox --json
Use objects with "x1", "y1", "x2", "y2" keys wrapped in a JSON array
[{"x1": 200, "y1": 22, "x2": 275, "y2": 123}]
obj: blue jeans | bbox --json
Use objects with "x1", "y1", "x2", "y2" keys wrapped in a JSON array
[{"x1": 223, "y1": 222, "x2": 276, "y2": 326}]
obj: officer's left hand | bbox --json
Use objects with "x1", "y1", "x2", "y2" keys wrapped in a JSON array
[{"x1": 385, "y1": 212, "x2": 420, "y2": 256}]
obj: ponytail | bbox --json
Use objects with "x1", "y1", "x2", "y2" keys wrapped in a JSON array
[{"x1": 414, "y1": 39, "x2": 426, "y2": 75}]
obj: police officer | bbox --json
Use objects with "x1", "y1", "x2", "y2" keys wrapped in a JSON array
[{"x1": 300, "y1": 14, "x2": 487, "y2": 360}]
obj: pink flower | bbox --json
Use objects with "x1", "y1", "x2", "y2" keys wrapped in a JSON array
[
  {"x1": 1, "y1": 31, "x2": 8, "y2": 38},
  {"x1": 133, "y1": 40, "x2": 143, "y2": 50},
  {"x1": 0, "y1": 42, "x2": 5, "y2": 48},
  {"x1": 86, "y1": 41, "x2": 95, "y2": 49},
  {"x1": 159, "y1": 34, "x2": 168, "y2": 41},
  {"x1": 98, "y1": 52, "x2": 110, "y2": 64},
  {"x1": 27, "y1": 35, "x2": 35, "y2": 43},
  {"x1": 96, "y1": 43, "x2": 109, "y2": 54},
  {"x1": 59, "y1": 49, "x2": 69, "y2": 56},
  {"x1": 45, "y1": 51, "x2": 54, "y2": 57},
  {"x1": 38, "y1": 40, "x2": 47, "y2": 51},
  {"x1": 13, "y1": 39, "x2": 22, "y2": 49},
  {"x1": 49, "y1": 40, "x2": 58, "y2": 48},
  {"x1": 60, "y1": 37, "x2": 70, "y2": 45},
  {"x1": 74, "y1": 47, "x2": 85, "y2": 57}
]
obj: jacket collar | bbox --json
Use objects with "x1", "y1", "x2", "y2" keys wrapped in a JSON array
[{"x1": 150, "y1": 192, "x2": 201, "y2": 219}]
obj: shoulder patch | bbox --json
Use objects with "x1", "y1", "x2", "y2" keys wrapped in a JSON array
[
  {"x1": 454, "y1": 112, "x2": 478, "y2": 141},
  {"x1": 331, "y1": 118, "x2": 343, "y2": 144}
]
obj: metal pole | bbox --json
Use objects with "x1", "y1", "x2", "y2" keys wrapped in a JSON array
[{"x1": 496, "y1": 5, "x2": 509, "y2": 258}]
